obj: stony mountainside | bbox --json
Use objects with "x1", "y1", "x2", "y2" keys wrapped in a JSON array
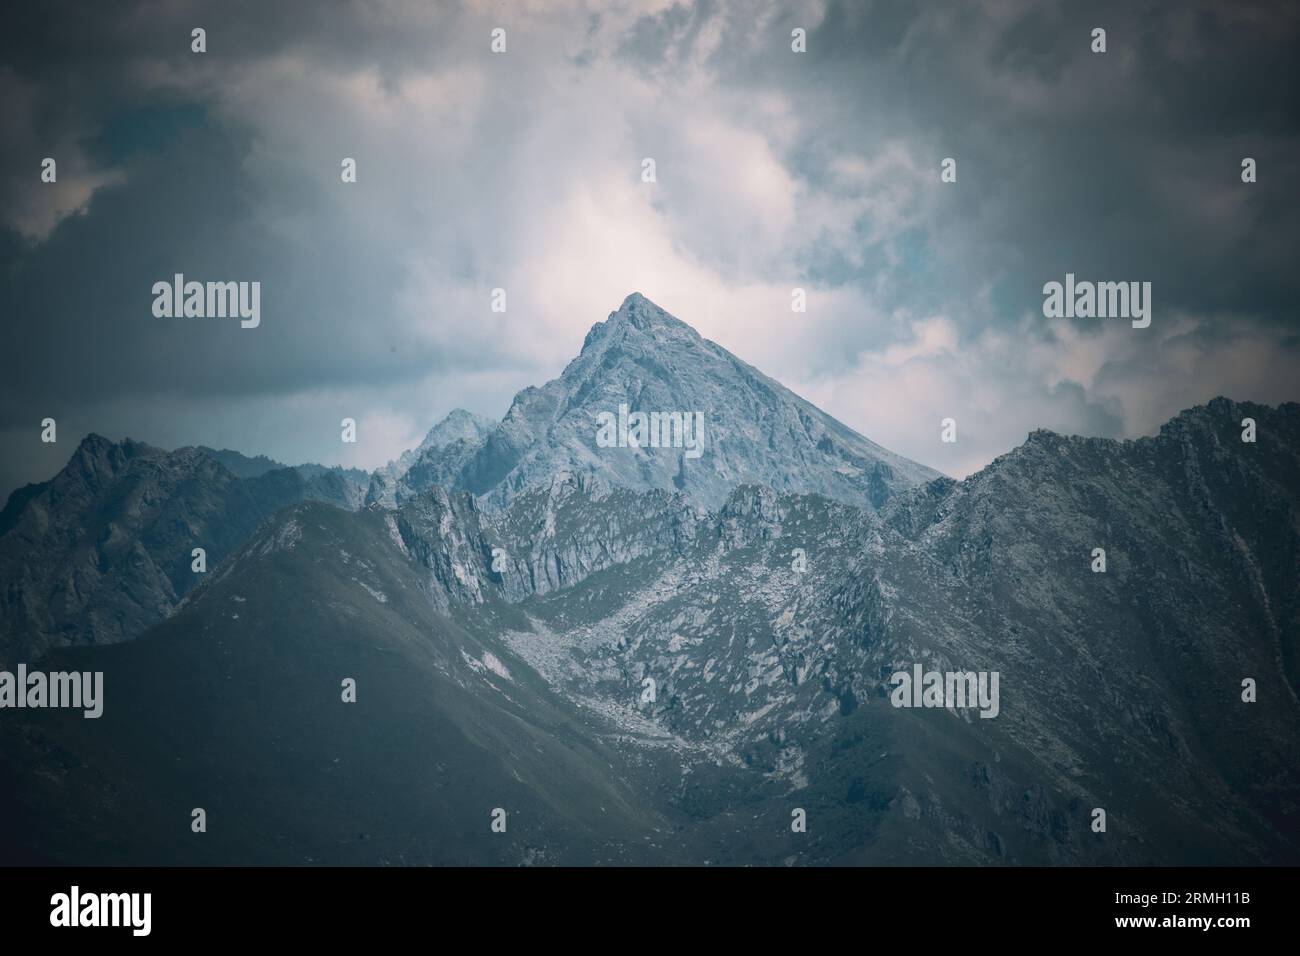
[
  {"x1": 0, "y1": 503, "x2": 669, "y2": 865},
  {"x1": 0, "y1": 435, "x2": 364, "y2": 664},
  {"x1": 365, "y1": 409, "x2": 496, "y2": 509},
  {"x1": 469, "y1": 398, "x2": 1299, "y2": 863},
  {"x1": 390, "y1": 293, "x2": 939, "y2": 511},
  {"x1": 4, "y1": 398, "x2": 1297, "y2": 864}
]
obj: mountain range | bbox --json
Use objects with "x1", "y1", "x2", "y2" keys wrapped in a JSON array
[{"x1": 1, "y1": 294, "x2": 1297, "y2": 866}]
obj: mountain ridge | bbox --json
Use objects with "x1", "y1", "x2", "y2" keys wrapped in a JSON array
[
  {"x1": 0, "y1": 433, "x2": 368, "y2": 664},
  {"x1": 4, "y1": 393, "x2": 1297, "y2": 864}
]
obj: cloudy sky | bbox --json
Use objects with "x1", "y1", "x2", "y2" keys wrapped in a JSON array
[{"x1": 2, "y1": 0, "x2": 1298, "y2": 499}]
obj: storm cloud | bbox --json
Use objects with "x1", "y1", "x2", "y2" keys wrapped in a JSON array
[{"x1": 2, "y1": 0, "x2": 1297, "y2": 496}]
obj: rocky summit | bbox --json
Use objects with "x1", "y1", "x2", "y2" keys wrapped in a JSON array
[
  {"x1": 0, "y1": 297, "x2": 1297, "y2": 866},
  {"x1": 383, "y1": 293, "x2": 940, "y2": 511}
]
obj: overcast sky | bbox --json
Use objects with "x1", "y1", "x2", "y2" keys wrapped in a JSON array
[{"x1": 2, "y1": 0, "x2": 1298, "y2": 499}]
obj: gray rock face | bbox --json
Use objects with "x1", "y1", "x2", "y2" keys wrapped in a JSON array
[
  {"x1": 0, "y1": 435, "x2": 362, "y2": 664},
  {"x1": 370, "y1": 397, "x2": 1300, "y2": 864},
  {"x1": 365, "y1": 408, "x2": 496, "y2": 508},
  {"x1": 386, "y1": 470, "x2": 707, "y2": 607},
  {"x1": 392, "y1": 293, "x2": 939, "y2": 511}
]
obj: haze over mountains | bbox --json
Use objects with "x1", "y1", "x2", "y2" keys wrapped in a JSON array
[{"x1": 1, "y1": 295, "x2": 1297, "y2": 866}]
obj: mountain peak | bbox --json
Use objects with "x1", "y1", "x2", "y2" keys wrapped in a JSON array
[
  {"x1": 431, "y1": 293, "x2": 943, "y2": 510},
  {"x1": 578, "y1": 293, "x2": 701, "y2": 360},
  {"x1": 418, "y1": 408, "x2": 495, "y2": 452},
  {"x1": 77, "y1": 432, "x2": 113, "y2": 450},
  {"x1": 611, "y1": 291, "x2": 684, "y2": 331}
]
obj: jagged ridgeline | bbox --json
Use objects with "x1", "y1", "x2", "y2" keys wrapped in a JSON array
[{"x1": 1, "y1": 295, "x2": 1298, "y2": 865}]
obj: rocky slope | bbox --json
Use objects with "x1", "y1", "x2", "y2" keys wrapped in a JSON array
[
  {"x1": 0, "y1": 435, "x2": 364, "y2": 664},
  {"x1": 0, "y1": 503, "x2": 669, "y2": 865},
  {"x1": 481, "y1": 398, "x2": 1300, "y2": 864},
  {"x1": 364, "y1": 409, "x2": 496, "y2": 509},
  {"x1": 3, "y1": 399, "x2": 1296, "y2": 865}
]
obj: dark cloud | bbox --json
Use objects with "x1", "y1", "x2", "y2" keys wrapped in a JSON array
[
  {"x1": 677, "y1": 0, "x2": 1300, "y2": 329},
  {"x1": 1, "y1": 0, "x2": 1297, "y2": 500}
]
